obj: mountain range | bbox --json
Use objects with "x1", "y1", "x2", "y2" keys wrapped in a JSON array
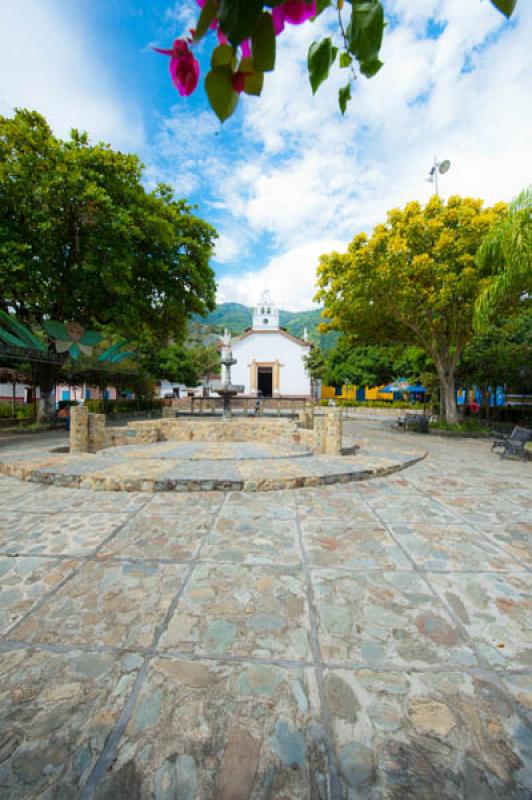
[{"x1": 193, "y1": 303, "x2": 338, "y2": 350}]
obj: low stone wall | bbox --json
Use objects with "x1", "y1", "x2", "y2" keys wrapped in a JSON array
[
  {"x1": 127, "y1": 417, "x2": 303, "y2": 446},
  {"x1": 72, "y1": 404, "x2": 344, "y2": 456}
]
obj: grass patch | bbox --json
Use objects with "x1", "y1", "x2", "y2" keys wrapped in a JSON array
[{"x1": 429, "y1": 419, "x2": 492, "y2": 435}]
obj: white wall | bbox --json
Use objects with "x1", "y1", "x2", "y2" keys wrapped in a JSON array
[
  {"x1": 230, "y1": 332, "x2": 311, "y2": 396},
  {"x1": 0, "y1": 382, "x2": 27, "y2": 402}
]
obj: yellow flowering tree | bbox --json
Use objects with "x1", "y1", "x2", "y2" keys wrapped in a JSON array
[{"x1": 315, "y1": 195, "x2": 506, "y2": 422}]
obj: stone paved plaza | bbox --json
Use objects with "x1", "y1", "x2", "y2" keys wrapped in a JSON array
[{"x1": 0, "y1": 420, "x2": 531, "y2": 798}]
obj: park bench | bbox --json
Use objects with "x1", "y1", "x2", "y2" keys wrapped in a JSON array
[
  {"x1": 395, "y1": 413, "x2": 429, "y2": 434},
  {"x1": 491, "y1": 425, "x2": 531, "y2": 460}
]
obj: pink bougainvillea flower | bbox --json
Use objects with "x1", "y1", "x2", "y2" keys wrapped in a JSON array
[
  {"x1": 217, "y1": 29, "x2": 229, "y2": 45},
  {"x1": 273, "y1": 0, "x2": 317, "y2": 35},
  {"x1": 153, "y1": 39, "x2": 199, "y2": 96},
  {"x1": 241, "y1": 39, "x2": 251, "y2": 59}
]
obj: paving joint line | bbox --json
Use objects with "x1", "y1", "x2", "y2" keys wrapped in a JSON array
[
  {"x1": 77, "y1": 491, "x2": 231, "y2": 799},
  {"x1": 293, "y1": 489, "x2": 345, "y2": 800},
  {"x1": 1, "y1": 498, "x2": 152, "y2": 642},
  {"x1": 356, "y1": 479, "x2": 532, "y2": 729},
  {"x1": 422, "y1": 491, "x2": 531, "y2": 573}
]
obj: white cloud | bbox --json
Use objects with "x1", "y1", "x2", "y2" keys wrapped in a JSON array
[
  {"x1": 208, "y1": 0, "x2": 532, "y2": 308},
  {"x1": 217, "y1": 238, "x2": 347, "y2": 310},
  {"x1": 0, "y1": 0, "x2": 143, "y2": 150}
]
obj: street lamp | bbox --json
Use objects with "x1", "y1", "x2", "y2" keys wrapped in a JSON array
[{"x1": 426, "y1": 156, "x2": 451, "y2": 197}]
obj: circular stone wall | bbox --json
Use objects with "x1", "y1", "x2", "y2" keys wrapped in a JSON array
[{"x1": 0, "y1": 437, "x2": 426, "y2": 492}]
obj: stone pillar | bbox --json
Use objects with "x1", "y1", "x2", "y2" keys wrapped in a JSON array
[
  {"x1": 313, "y1": 415, "x2": 326, "y2": 454},
  {"x1": 88, "y1": 413, "x2": 106, "y2": 453},
  {"x1": 70, "y1": 405, "x2": 89, "y2": 453},
  {"x1": 325, "y1": 407, "x2": 342, "y2": 455},
  {"x1": 273, "y1": 360, "x2": 280, "y2": 396},
  {"x1": 250, "y1": 360, "x2": 257, "y2": 395}
]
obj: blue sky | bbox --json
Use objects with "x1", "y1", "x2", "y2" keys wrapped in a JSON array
[{"x1": 1, "y1": 0, "x2": 531, "y2": 309}]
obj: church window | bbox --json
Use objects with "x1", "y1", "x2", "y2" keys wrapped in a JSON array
[
  {"x1": 267, "y1": 307, "x2": 271, "y2": 314},
  {"x1": 261, "y1": 307, "x2": 265, "y2": 314},
  {"x1": 263, "y1": 318, "x2": 269, "y2": 324}
]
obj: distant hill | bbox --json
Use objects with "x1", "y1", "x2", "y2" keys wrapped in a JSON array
[{"x1": 193, "y1": 303, "x2": 338, "y2": 351}]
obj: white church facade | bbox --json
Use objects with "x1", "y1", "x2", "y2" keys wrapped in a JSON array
[{"x1": 226, "y1": 292, "x2": 313, "y2": 398}]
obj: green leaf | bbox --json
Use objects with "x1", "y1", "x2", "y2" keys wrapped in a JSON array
[
  {"x1": 79, "y1": 329, "x2": 103, "y2": 346},
  {"x1": 240, "y1": 58, "x2": 264, "y2": 95},
  {"x1": 97, "y1": 339, "x2": 129, "y2": 363},
  {"x1": 359, "y1": 57, "x2": 383, "y2": 78},
  {"x1": 218, "y1": 0, "x2": 264, "y2": 46},
  {"x1": 0, "y1": 310, "x2": 46, "y2": 351},
  {"x1": 110, "y1": 351, "x2": 136, "y2": 364},
  {"x1": 338, "y1": 83, "x2": 351, "y2": 115},
  {"x1": 194, "y1": 0, "x2": 218, "y2": 42},
  {"x1": 69, "y1": 342, "x2": 80, "y2": 360},
  {"x1": 308, "y1": 37, "x2": 337, "y2": 95},
  {"x1": 211, "y1": 44, "x2": 235, "y2": 69},
  {"x1": 339, "y1": 51, "x2": 352, "y2": 68},
  {"x1": 42, "y1": 319, "x2": 69, "y2": 340},
  {"x1": 0, "y1": 326, "x2": 28, "y2": 349},
  {"x1": 205, "y1": 68, "x2": 239, "y2": 122},
  {"x1": 347, "y1": 1, "x2": 384, "y2": 63},
  {"x1": 252, "y1": 12, "x2": 276, "y2": 72},
  {"x1": 243, "y1": 70, "x2": 264, "y2": 96},
  {"x1": 489, "y1": 0, "x2": 517, "y2": 17}
]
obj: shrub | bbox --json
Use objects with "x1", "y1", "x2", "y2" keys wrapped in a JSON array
[{"x1": 85, "y1": 398, "x2": 164, "y2": 415}]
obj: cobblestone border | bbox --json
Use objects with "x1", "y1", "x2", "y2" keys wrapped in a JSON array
[{"x1": 0, "y1": 452, "x2": 426, "y2": 493}]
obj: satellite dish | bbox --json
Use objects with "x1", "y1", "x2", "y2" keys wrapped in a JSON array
[{"x1": 439, "y1": 159, "x2": 451, "y2": 174}]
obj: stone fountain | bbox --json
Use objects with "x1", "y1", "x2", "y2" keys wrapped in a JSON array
[{"x1": 211, "y1": 329, "x2": 244, "y2": 418}]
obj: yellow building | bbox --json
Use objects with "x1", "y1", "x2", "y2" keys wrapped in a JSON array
[{"x1": 321, "y1": 384, "x2": 393, "y2": 402}]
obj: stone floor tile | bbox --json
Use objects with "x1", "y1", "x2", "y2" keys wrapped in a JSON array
[
  {"x1": 324, "y1": 667, "x2": 531, "y2": 798},
  {"x1": 0, "y1": 511, "x2": 129, "y2": 556},
  {"x1": 1, "y1": 486, "x2": 88, "y2": 512},
  {"x1": 312, "y1": 569, "x2": 477, "y2": 668},
  {"x1": 202, "y1": 516, "x2": 301, "y2": 566},
  {"x1": 481, "y1": 520, "x2": 532, "y2": 567},
  {"x1": 99, "y1": 511, "x2": 213, "y2": 560},
  {"x1": 388, "y1": 522, "x2": 523, "y2": 571},
  {"x1": 158, "y1": 564, "x2": 312, "y2": 660},
  {"x1": 13, "y1": 560, "x2": 188, "y2": 648},
  {"x1": 148, "y1": 491, "x2": 224, "y2": 514},
  {"x1": 56, "y1": 490, "x2": 151, "y2": 514},
  {"x1": 301, "y1": 520, "x2": 412, "y2": 571},
  {"x1": 295, "y1": 486, "x2": 377, "y2": 520},
  {"x1": 0, "y1": 646, "x2": 143, "y2": 799},
  {"x1": 428, "y1": 572, "x2": 532, "y2": 668},
  {"x1": 363, "y1": 494, "x2": 458, "y2": 524},
  {"x1": 500, "y1": 672, "x2": 532, "y2": 715},
  {"x1": 89, "y1": 657, "x2": 325, "y2": 800},
  {"x1": 0, "y1": 556, "x2": 79, "y2": 634},
  {"x1": 223, "y1": 490, "x2": 297, "y2": 518}
]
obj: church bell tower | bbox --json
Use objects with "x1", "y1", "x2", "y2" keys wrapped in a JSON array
[{"x1": 252, "y1": 290, "x2": 279, "y2": 330}]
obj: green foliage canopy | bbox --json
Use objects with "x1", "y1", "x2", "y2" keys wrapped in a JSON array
[
  {"x1": 316, "y1": 195, "x2": 507, "y2": 422},
  {"x1": 474, "y1": 187, "x2": 532, "y2": 331},
  {"x1": 0, "y1": 110, "x2": 217, "y2": 343}
]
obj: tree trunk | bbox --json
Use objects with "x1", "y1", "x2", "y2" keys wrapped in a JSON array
[
  {"x1": 33, "y1": 363, "x2": 61, "y2": 421},
  {"x1": 439, "y1": 373, "x2": 458, "y2": 423}
]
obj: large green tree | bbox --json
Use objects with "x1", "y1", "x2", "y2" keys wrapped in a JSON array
[
  {"x1": 0, "y1": 109, "x2": 217, "y2": 414},
  {"x1": 316, "y1": 195, "x2": 506, "y2": 422},
  {"x1": 154, "y1": 343, "x2": 221, "y2": 390},
  {"x1": 474, "y1": 187, "x2": 532, "y2": 331}
]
